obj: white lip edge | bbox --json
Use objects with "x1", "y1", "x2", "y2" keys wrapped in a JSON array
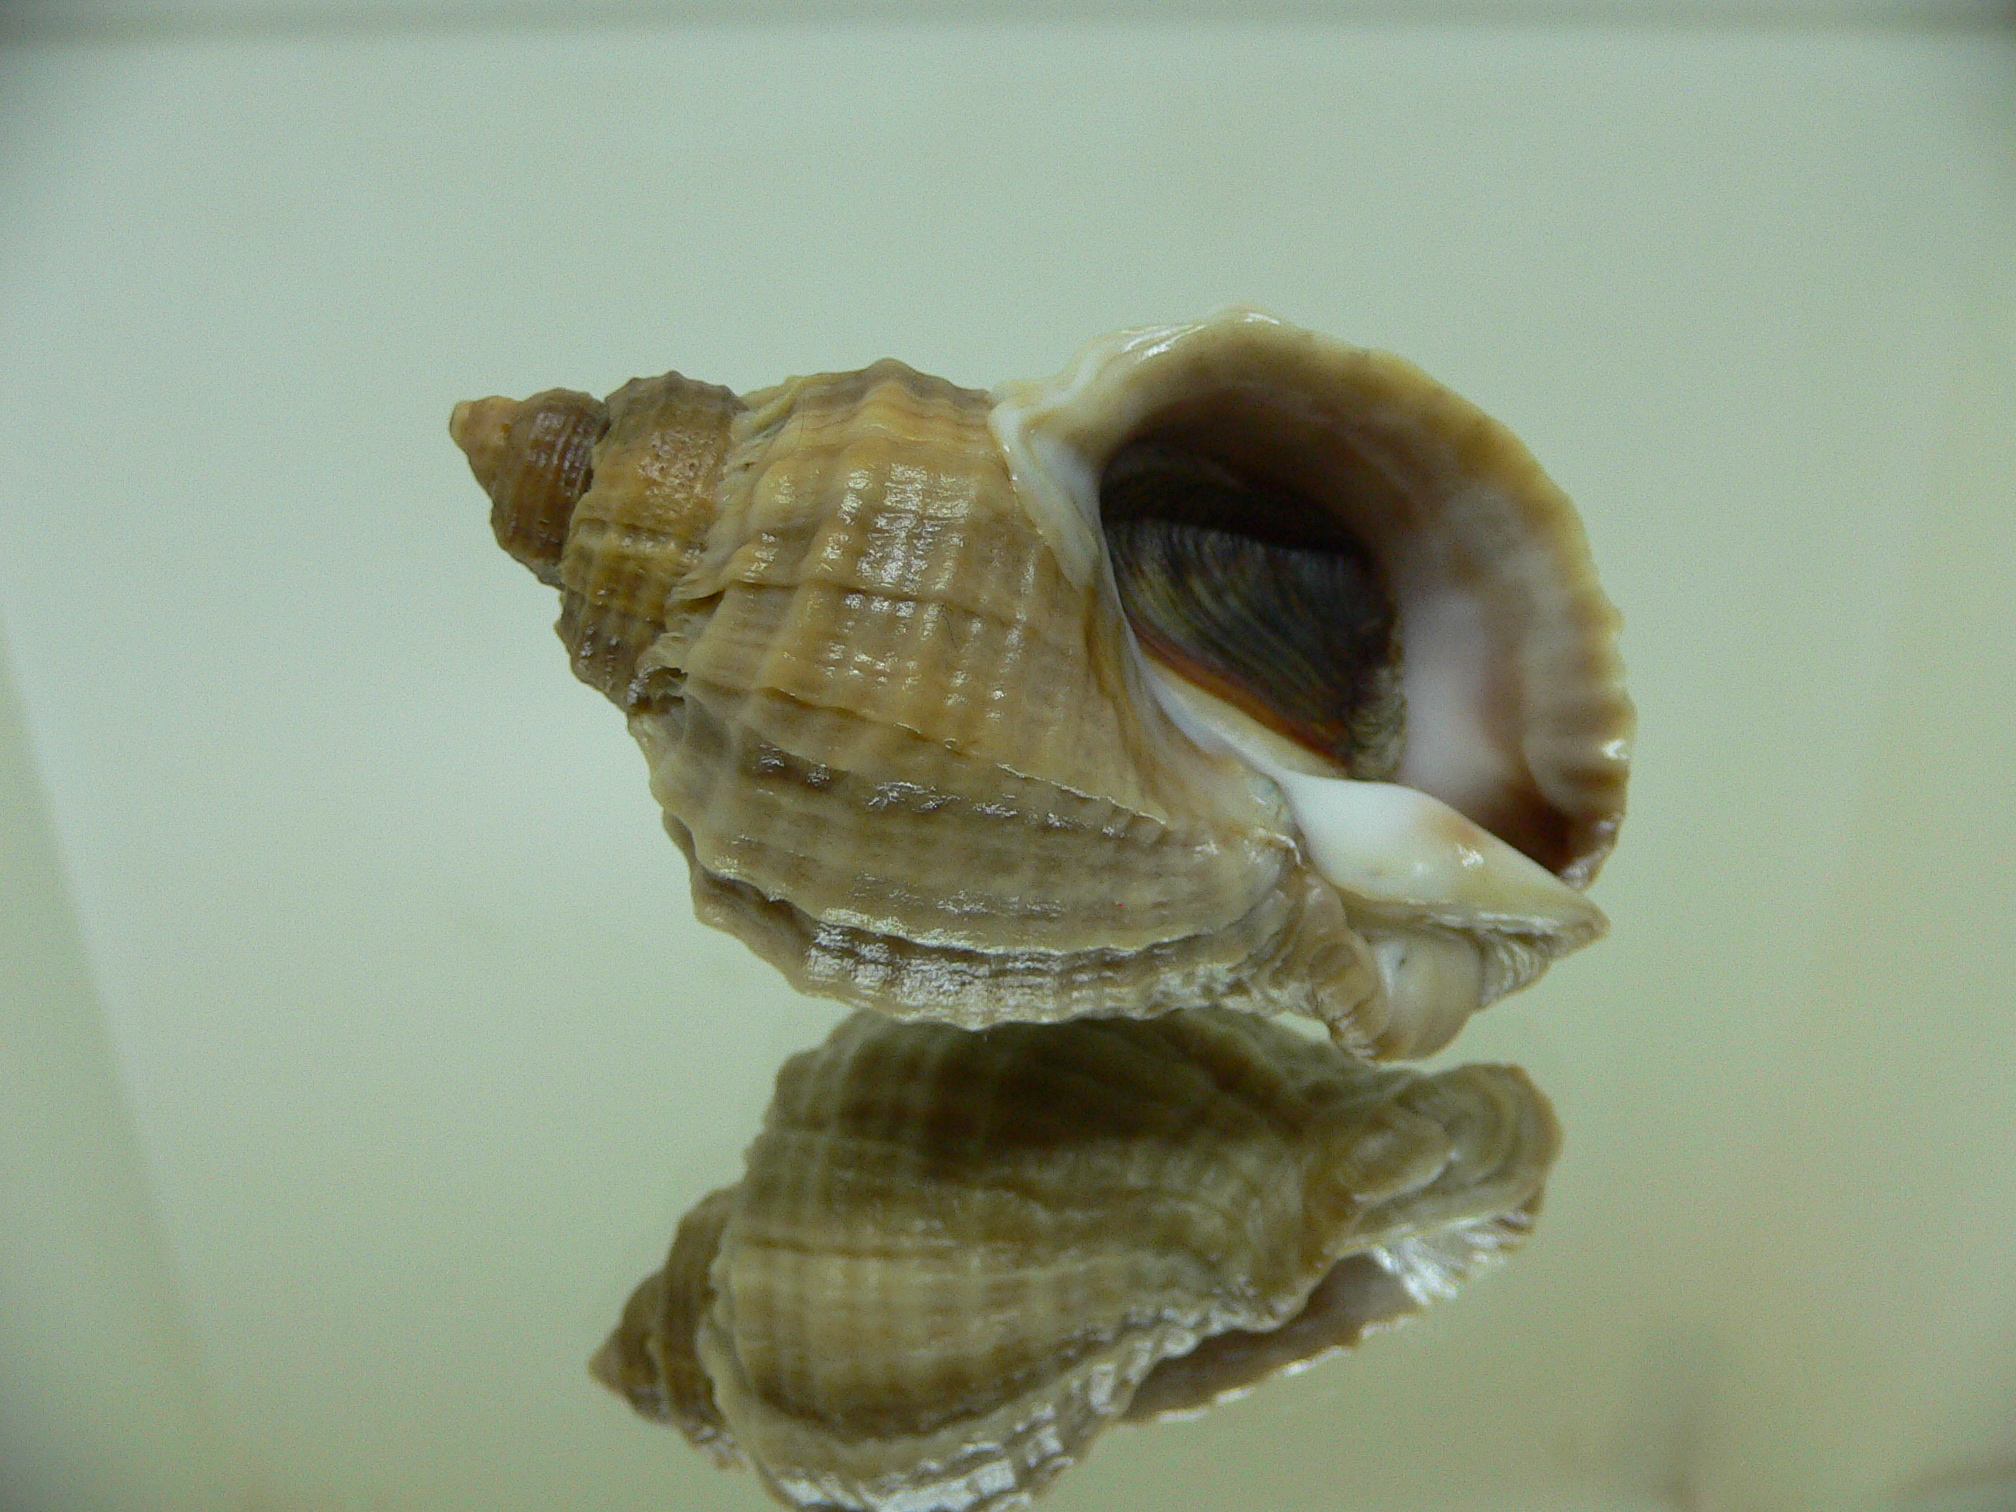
[
  {"x1": 987, "y1": 309, "x2": 1603, "y2": 942},
  {"x1": 1142, "y1": 658, "x2": 1601, "y2": 938}
]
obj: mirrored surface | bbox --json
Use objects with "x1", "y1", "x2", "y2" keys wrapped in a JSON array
[{"x1": 1, "y1": 11, "x2": 2012, "y2": 1512}]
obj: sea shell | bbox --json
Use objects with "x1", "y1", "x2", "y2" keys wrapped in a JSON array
[
  {"x1": 592, "y1": 1008, "x2": 1561, "y2": 1512},
  {"x1": 452, "y1": 310, "x2": 1632, "y2": 1057}
]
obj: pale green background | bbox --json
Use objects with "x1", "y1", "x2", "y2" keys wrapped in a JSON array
[{"x1": 1, "y1": 7, "x2": 2012, "y2": 1511}]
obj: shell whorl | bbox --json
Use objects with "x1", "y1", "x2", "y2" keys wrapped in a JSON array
[
  {"x1": 453, "y1": 373, "x2": 744, "y2": 708},
  {"x1": 622, "y1": 360, "x2": 1387, "y2": 1033},
  {"x1": 451, "y1": 387, "x2": 607, "y2": 587}
]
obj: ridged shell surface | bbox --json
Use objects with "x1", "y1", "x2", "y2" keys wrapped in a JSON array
[
  {"x1": 593, "y1": 1009, "x2": 1559, "y2": 1512},
  {"x1": 637, "y1": 361, "x2": 1371, "y2": 1032},
  {"x1": 453, "y1": 310, "x2": 1633, "y2": 1057}
]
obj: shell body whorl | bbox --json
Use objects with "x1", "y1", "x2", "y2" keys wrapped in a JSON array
[{"x1": 456, "y1": 311, "x2": 1633, "y2": 1056}]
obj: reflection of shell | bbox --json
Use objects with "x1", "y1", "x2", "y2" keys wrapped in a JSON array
[
  {"x1": 593, "y1": 1009, "x2": 1560, "y2": 1512},
  {"x1": 453, "y1": 310, "x2": 1632, "y2": 1057}
]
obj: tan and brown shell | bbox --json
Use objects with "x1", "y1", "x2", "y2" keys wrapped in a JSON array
[
  {"x1": 593, "y1": 1008, "x2": 1560, "y2": 1512},
  {"x1": 452, "y1": 310, "x2": 1632, "y2": 1058}
]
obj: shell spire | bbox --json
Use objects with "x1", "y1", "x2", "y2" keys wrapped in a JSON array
[
  {"x1": 451, "y1": 388, "x2": 607, "y2": 587},
  {"x1": 452, "y1": 373, "x2": 745, "y2": 707}
]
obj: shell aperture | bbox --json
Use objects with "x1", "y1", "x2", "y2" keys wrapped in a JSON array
[
  {"x1": 1103, "y1": 441, "x2": 1405, "y2": 780},
  {"x1": 454, "y1": 310, "x2": 1632, "y2": 1057},
  {"x1": 594, "y1": 1008, "x2": 1561, "y2": 1512}
]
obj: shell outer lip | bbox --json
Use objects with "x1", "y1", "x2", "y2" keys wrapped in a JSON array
[{"x1": 991, "y1": 303, "x2": 1630, "y2": 859}]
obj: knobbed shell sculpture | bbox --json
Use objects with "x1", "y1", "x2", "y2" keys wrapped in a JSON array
[
  {"x1": 453, "y1": 310, "x2": 1631, "y2": 1057},
  {"x1": 593, "y1": 1008, "x2": 1561, "y2": 1512}
]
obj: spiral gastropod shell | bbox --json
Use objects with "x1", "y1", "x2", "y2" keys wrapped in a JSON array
[{"x1": 453, "y1": 310, "x2": 1631, "y2": 1057}]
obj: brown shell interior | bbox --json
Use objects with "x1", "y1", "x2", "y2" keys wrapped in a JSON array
[
  {"x1": 1091, "y1": 376, "x2": 1630, "y2": 885},
  {"x1": 1103, "y1": 441, "x2": 1405, "y2": 781}
]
